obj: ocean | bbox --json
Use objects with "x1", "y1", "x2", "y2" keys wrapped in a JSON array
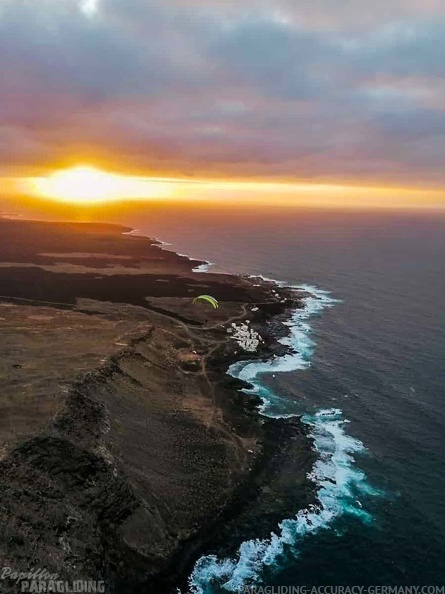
[
  {"x1": 122, "y1": 206, "x2": 445, "y2": 591},
  {"x1": 36, "y1": 205, "x2": 445, "y2": 589}
]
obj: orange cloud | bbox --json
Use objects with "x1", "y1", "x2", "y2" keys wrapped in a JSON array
[{"x1": 0, "y1": 0, "x2": 444, "y2": 207}]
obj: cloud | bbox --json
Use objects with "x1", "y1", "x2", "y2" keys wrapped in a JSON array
[{"x1": 0, "y1": 0, "x2": 444, "y2": 188}]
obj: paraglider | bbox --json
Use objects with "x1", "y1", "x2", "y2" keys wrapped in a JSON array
[{"x1": 193, "y1": 295, "x2": 219, "y2": 309}]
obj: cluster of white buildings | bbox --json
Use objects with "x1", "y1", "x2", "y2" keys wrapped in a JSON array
[{"x1": 227, "y1": 320, "x2": 263, "y2": 352}]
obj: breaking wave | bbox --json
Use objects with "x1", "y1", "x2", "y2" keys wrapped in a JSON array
[{"x1": 187, "y1": 284, "x2": 379, "y2": 594}]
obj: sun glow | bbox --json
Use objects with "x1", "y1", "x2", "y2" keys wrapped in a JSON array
[
  {"x1": 31, "y1": 166, "x2": 174, "y2": 204},
  {"x1": 10, "y1": 166, "x2": 445, "y2": 210}
]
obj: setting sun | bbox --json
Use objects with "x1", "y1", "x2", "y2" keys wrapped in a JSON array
[
  {"x1": 6, "y1": 166, "x2": 442, "y2": 210},
  {"x1": 31, "y1": 166, "x2": 175, "y2": 204}
]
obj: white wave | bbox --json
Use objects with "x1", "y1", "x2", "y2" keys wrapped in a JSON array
[
  {"x1": 228, "y1": 283, "x2": 339, "y2": 418},
  {"x1": 192, "y1": 261, "x2": 215, "y2": 273},
  {"x1": 121, "y1": 230, "x2": 214, "y2": 273},
  {"x1": 188, "y1": 407, "x2": 376, "y2": 594},
  {"x1": 173, "y1": 253, "x2": 214, "y2": 272},
  {"x1": 149, "y1": 236, "x2": 214, "y2": 272},
  {"x1": 187, "y1": 285, "x2": 378, "y2": 594},
  {"x1": 116, "y1": 234, "x2": 376, "y2": 592}
]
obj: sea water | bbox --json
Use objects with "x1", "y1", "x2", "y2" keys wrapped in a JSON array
[{"x1": 121, "y1": 207, "x2": 445, "y2": 588}]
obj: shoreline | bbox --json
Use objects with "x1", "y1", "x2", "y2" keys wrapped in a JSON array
[
  {"x1": 142, "y1": 233, "x2": 321, "y2": 593},
  {"x1": 0, "y1": 218, "x2": 318, "y2": 593}
]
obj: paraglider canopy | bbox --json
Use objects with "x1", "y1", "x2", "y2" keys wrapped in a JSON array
[{"x1": 193, "y1": 295, "x2": 219, "y2": 309}]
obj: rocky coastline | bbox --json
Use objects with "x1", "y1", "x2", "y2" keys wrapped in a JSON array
[{"x1": 0, "y1": 218, "x2": 318, "y2": 593}]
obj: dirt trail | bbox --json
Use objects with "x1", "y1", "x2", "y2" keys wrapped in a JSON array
[{"x1": 0, "y1": 219, "x2": 311, "y2": 594}]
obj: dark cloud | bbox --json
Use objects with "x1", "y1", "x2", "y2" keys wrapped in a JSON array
[{"x1": 0, "y1": 0, "x2": 444, "y2": 188}]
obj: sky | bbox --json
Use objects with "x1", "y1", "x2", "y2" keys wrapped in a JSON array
[{"x1": 0, "y1": 0, "x2": 445, "y2": 209}]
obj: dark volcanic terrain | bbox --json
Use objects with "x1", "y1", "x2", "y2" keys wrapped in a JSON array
[{"x1": 0, "y1": 218, "x2": 316, "y2": 593}]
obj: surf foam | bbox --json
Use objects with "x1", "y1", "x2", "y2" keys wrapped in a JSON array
[
  {"x1": 122, "y1": 236, "x2": 378, "y2": 591},
  {"x1": 192, "y1": 261, "x2": 215, "y2": 273},
  {"x1": 189, "y1": 409, "x2": 373, "y2": 593},
  {"x1": 228, "y1": 283, "x2": 339, "y2": 418},
  {"x1": 187, "y1": 284, "x2": 378, "y2": 594},
  {"x1": 151, "y1": 237, "x2": 215, "y2": 273}
]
